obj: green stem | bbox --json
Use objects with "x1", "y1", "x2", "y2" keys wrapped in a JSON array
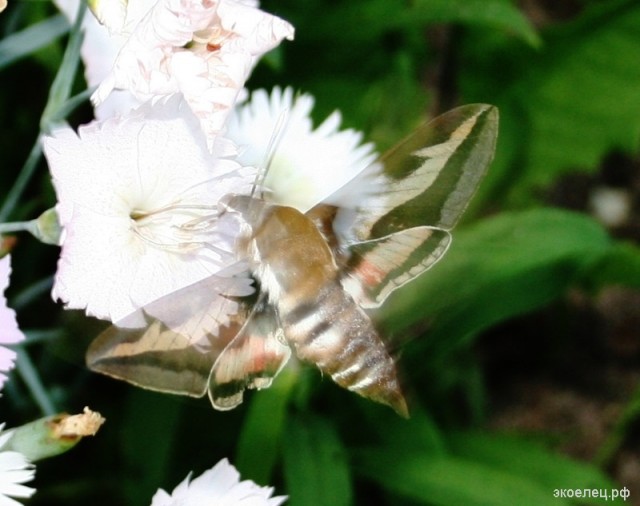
[
  {"x1": 0, "y1": 220, "x2": 38, "y2": 235},
  {"x1": 15, "y1": 350, "x2": 57, "y2": 417},
  {"x1": 1, "y1": 1, "x2": 86, "y2": 222},
  {"x1": 13, "y1": 276, "x2": 54, "y2": 311},
  {"x1": 0, "y1": 140, "x2": 43, "y2": 222}
]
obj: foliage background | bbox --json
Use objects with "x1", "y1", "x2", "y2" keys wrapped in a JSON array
[{"x1": 1, "y1": 0, "x2": 640, "y2": 504}]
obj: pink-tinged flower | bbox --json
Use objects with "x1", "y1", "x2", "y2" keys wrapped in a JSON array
[
  {"x1": 226, "y1": 87, "x2": 381, "y2": 213},
  {"x1": 92, "y1": 0, "x2": 294, "y2": 144},
  {"x1": 0, "y1": 255, "x2": 26, "y2": 391},
  {"x1": 43, "y1": 95, "x2": 255, "y2": 324},
  {"x1": 53, "y1": 0, "x2": 144, "y2": 119},
  {"x1": 0, "y1": 425, "x2": 36, "y2": 506},
  {"x1": 150, "y1": 458, "x2": 286, "y2": 506}
]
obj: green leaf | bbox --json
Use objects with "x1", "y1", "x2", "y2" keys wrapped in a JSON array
[
  {"x1": 448, "y1": 432, "x2": 616, "y2": 503},
  {"x1": 356, "y1": 449, "x2": 570, "y2": 506},
  {"x1": 413, "y1": 0, "x2": 540, "y2": 46},
  {"x1": 463, "y1": 0, "x2": 640, "y2": 207},
  {"x1": 359, "y1": 402, "x2": 447, "y2": 456},
  {"x1": 235, "y1": 367, "x2": 297, "y2": 484},
  {"x1": 282, "y1": 413, "x2": 352, "y2": 506},
  {"x1": 40, "y1": 3, "x2": 85, "y2": 132},
  {"x1": 582, "y1": 241, "x2": 640, "y2": 291},
  {"x1": 381, "y1": 208, "x2": 611, "y2": 357},
  {"x1": 302, "y1": 0, "x2": 538, "y2": 46},
  {"x1": 120, "y1": 390, "x2": 183, "y2": 506},
  {"x1": 0, "y1": 14, "x2": 69, "y2": 70}
]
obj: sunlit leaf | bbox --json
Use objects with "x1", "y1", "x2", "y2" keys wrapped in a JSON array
[
  {"x1": 582, "y1": 241, "x2": 640, "y2": 291},
  {"x1": 463, "y1": 0, "x2": 640, "y2": 207},
  {"x1": 448, "y1": 432, "x2": 617, "y2": 501},
  {"x1": 356, "y1": 449, "x2": 570, "y2": 506},
  {"x1": 381, "y1": 208, "x2": 611, "y2": 357}
]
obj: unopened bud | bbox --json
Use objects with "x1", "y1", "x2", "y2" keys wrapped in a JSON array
[
  {"x1": 33, "y1": 208, "x2": 63, "y2": 245},
  {"x1": 3, "y1": 407, "x2": 105, "y2": 461}
]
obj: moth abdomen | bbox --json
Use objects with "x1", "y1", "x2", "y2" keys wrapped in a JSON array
[{"x1": 281, "y1": 282, "x2": 408, "y2": 417}]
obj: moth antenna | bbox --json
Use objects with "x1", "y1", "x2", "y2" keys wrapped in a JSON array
[{"x1": 250, "y1": 108, "x2": 290, "y2": 199}]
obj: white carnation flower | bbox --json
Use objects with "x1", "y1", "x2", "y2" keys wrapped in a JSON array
[
  {"x1": 43, "y1": 95, "x2": 254, "y2": 323},
  {"x1": 53, "y1": 0, "x2": 144, "y2": 119},
  {"x1": 0, "y1": 255, "x2": 26, "y2": 391},
  {"x1": 91, "y1": 0, "x2": 294, "y2": 144},
  {"x1": 226, "y1": 87, "x2": 381, "y2": 213},
  {"x1": 0, "y1": 426, "x2": 35, "y2": 506},
  {"x1": 150, "y1": 458, "x2": 285, "y2": 506}
]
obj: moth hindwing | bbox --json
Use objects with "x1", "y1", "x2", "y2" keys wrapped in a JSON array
[{"x1": 86, "y1": 104, "x2": 499, "y2": 416}]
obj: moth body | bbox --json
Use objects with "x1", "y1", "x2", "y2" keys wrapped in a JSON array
[
  {"x1": 225, "y1": 195, "x2": 408, "y2": 416},
  {"x1": 86, "y1": 104, "x2": 499, "y2": 417}
]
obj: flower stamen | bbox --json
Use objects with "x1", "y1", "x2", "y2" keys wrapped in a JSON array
[{"x1": 130, "y1": 203, "x2": 228, "y2": 257}]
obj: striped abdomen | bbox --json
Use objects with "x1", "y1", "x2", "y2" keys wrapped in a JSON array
[
  {"x1": 280, "y1": 280, "x2": 407, "y2": 417},
  {"x1": 228, "y1": 196, "x2": 407, "y2": 416}
]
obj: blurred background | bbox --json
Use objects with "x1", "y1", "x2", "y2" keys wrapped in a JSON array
[{"x1": 1, "y1": 0, "x2": 640, "y2": 504}]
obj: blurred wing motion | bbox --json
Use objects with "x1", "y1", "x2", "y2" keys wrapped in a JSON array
[
  {"x1": 208, "y1": 300, "x2": 291, "y2": 410},
  {"x1": 332, "y1": 104, "x2": 499, "y2": 307},
  {"x1": 86, "y1": 104, "x2": 499, "y2": 416},
  {"x1": 87, "y1": 271, "x2": 290, "y2": 408}
]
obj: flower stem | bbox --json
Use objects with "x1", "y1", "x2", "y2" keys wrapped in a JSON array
[
  {"x1": 0, "y1": 139, "x2": 42, "y2": 222},
  {"x1": 0, "y1": 220, "x2": 38, "y2": 235},
  {"x1": 0, "y1": 1, "x2": 85, "y2": 222},
  {"x1": 15, "y1": 350, "x2": 57, "y2": 417}
]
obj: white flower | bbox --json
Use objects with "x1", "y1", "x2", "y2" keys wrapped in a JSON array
[
  {"x1": 226, "y1": 87, "x2": 381, "y2": 213},
  {"x1": 0, "y1": 425, "x2": 35, "y2": 506},
  {"x1": 43, "y1": 95, "x2": 255, "y2": 324},
  {"x1": 150, "y1": 458, "x2": 286, "y2": 506},
  {"x1": 53, "y1": 0, "x2": 144, "y2": 119},
  {"x1": 92, "y1": 0, "x2": 294, "y2": 144},
  {"x1": 0, "y1": 255, "x2": 26, "y2": 391}
]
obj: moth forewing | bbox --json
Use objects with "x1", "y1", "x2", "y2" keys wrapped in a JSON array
[
  {"x1": 88, "y1": 317, "x2": 230, "y2": 398},
  {"x1": 338, "y1": 104, "x2": 498, "y2": 241},
  {"x1": 86, "y1": 271, "x2": 255, "y2": 398},
  {"x1": 334, "y1": 104, "x2": 498, "y2": 308}
]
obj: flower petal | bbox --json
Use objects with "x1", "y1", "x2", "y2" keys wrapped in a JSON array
[
  {"x1": 150, "y1": 459, "x2": 286, "y2": 506},
  {"x1": 0, "y1": 256, "x2": 26, "y2": 391},
  {"x1": 227, "y1": 87, "x2": 381, "y2": 213},
  {"x1": 44, "y1": 96, "x2": 254, "y2": 323},
  {"x1": 93, "y1": 0, "x2": 294, "y2": 142}
]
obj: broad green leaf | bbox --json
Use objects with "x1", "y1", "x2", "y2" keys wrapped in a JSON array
[
  {"x1": 380, "y1": 208, "x2": 611, "y2": 357},
  {"x1": 283, "y1": 413, "x2": 352, "y2": 506},
  {"x1": 359, "y1": 402, "x2": 447, "y2": 456},
  {"x1": 582, "y1": 241, "x2": 640, "y2": 291},
  {"x1": 463, "y1": 0, "x2": 640, "y2": 207},
  {"x1": 448, "y1": 432, "x2": 617, "y2": 503},
  {"x1": 300, "y1": 0, "x2": 538, "y2": 46},
  {"x1": 355, "y1": 449, "x2": 570, "y2": 506},
  {"x1": 235, "y1": 366, "x2": 297, "y2": 484}
]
